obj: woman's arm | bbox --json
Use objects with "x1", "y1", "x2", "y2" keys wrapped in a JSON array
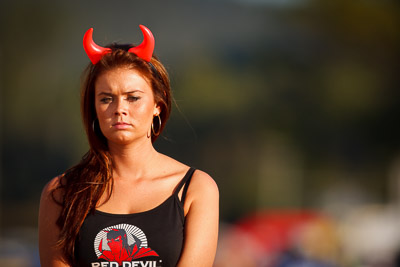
[
  {"x1": 38, "y1": 177, "x2": 71, "y2": 267},
  {"x1": 177, "y1": 170, "x2": 219, "y2": 267}
]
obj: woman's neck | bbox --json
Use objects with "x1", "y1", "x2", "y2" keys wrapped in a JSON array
[{"x1": 108, "y1": 139, "x2": 160, "y2": 180}]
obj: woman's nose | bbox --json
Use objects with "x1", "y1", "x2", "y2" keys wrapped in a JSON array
[{"x1": 114, "y1": 98, "x2": 128, "y2": 116}]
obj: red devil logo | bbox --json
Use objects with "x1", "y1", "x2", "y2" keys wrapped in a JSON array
[{"x1": 97, "y1": 228, "x2": 159, "y2": 265}]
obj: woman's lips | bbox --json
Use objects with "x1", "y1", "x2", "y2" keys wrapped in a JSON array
[{"x1": 112, "y1": 122, "x2": 132, "y2": 130}]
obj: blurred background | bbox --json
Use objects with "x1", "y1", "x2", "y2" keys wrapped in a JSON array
[{"x1": 1, "y1": 0, "x2": 400, "y2": 266}]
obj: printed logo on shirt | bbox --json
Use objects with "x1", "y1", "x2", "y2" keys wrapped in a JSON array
[{"x1": 92, "y1": 223, "x2": 161, "y2": 267}]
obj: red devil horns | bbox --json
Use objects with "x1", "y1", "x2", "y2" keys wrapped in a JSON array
[
  {"x1": 83, "y1": 28, "x2": 112, "y2": 64},
  {"x1": 83, "y1": 25, "x2": 155, "y2": 64},
  {"x1": 128, "y1": 25, "x2": 155, "y2": 62}
]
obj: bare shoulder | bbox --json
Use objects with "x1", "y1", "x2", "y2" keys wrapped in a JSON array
[
  {"x1": 39, "y1": 174, "x2": 67, "y2": 224},
  {"x1": 42, "y1": 175, "x2": 62, "y2": 193},
  {"x1": 40, "y1": 175, "x2": 63, "y2": 204},
  {"x1": 191, "y1": 169, "x2": 219, "y2": 195},
  {"x1": 185, "y1": 169, "x2": 219, "y2": 210}
]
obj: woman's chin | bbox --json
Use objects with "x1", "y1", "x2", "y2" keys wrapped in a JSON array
[{"x1": 106, "y1": 133, "x2": 148, "y2": 146}]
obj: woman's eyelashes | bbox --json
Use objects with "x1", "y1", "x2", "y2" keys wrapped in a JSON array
[
  {"x1": 99, "y1": 95, "x2": 140, "y2": 104},
  {"x1": 100, "y1": 96, "x2": 113, "y2": 104},
  {"x1": 126, "y1": 95, "x2": 140, "y2": 102}
]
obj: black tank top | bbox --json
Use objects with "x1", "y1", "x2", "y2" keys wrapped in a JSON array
[{"x1": 74, "y1": 167, "x2": 196, "y2": 267}]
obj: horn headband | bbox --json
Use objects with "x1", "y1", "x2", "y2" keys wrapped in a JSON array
[{"x1": 83, "y1": 25, "x2": 155, "y2": 64}]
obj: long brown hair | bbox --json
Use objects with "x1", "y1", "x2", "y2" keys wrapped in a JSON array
[{"x1": 52, "y1": 46, "x2": 172, "y2": 264}]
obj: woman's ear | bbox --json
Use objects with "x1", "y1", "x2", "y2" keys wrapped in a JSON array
[{"x1": 154, "y1": 104, "x2": 161, "y2": 116}]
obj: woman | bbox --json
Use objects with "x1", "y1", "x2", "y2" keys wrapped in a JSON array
[{"x1": 38, "y1": 25, "x2": 219, "y2": 267}]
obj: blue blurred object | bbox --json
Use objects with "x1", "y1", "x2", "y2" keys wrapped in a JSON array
[{"x1": 277, "y1": 250, "x2": 336, "y2": 267}]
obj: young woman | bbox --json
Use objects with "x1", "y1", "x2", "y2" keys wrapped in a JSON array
[{"x1": 38, "y1": 25, "x2": 219, "y2": 267}]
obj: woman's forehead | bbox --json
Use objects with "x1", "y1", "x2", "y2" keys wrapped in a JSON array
[{"x1": 95, "y1": 67, "x2": 152, "y2": 94}]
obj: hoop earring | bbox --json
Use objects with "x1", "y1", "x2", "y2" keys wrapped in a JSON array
[
  {"x1": 151, "y1": 115, "x2": 162, "y2": 137},
  {"x1": 92, "y1": 119, "x2": 98, "y2": 133}
]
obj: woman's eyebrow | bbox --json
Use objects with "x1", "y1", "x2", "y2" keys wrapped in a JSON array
[
  {"x1": 97, "y1": 90, "x2": 144, "y2": 96},
  {"x1": 97, "y1": 92, "x2": 113, "y2": 96},
  {"x1": 124, "y1": 90, "x2": 145, "y2": 94}
]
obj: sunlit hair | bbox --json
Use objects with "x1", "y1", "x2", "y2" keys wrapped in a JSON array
[{"x1": 52, "y1": 45, "x2": 172, "y2": 264}]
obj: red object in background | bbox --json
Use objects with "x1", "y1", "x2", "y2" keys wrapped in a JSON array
[{"x1": 234, "y1": 210, "x2": 324, "y2": 254}]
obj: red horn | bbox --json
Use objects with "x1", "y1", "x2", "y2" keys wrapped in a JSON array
[
  {"x1": 83, "y1": 28, "x2": 111, "y2": 64},
  {"x1": 128, "y1": 25, "x2": 155, "y2": 62}
]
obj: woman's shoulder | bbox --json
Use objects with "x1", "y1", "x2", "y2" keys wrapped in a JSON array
[
  {"x1": 190, "y1": 169, "x2": 219, "y2": 198},
  {"x1": 38, "y1": 175, "x2": 68, "y2": 266},
  {"x1": 43, "y1": 175, "x2": 62, "y2": 189},
  {"x1": 157, "y1": 153, "x2": 218, "y2": 196},
  {"x1": 40, "y1": 174, "x2": 65, "y2": 205},
  {"x1": 181, "y1": 168, "x2": 219, "y2": 219}
]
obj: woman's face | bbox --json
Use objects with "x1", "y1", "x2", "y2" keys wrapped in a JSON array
[{"x1": 94, "y1": 67, "x2": 160, "y2": 146}]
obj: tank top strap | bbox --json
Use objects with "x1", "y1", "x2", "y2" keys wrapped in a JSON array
[{"x1": 174, "y1": 167, "x2": 196, "y2": 204}]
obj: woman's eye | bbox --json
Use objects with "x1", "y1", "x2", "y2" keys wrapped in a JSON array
[
  {"x1": 100, "y1": 97, "x2": 112, "y2": 104},
  {"x1": 127, "y1": 96, "x2": 140, "y2": 102}
]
